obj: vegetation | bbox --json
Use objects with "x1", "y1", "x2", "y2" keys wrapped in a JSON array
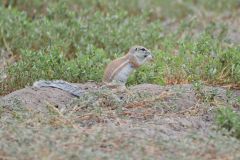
[
  {"x1": 0, "y1": 0, "x2": 240, "y2": 95},
  {"x1": 0, "y1": 0, "x2": 240, "y2": 159},
  {"x1": 216, "y1": 107, "x2": 240, "y2": 139}
]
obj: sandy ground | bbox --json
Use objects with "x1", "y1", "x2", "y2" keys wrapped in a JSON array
[{"x1": 1, "y1": 83, "x2": 240, "y2": 159}]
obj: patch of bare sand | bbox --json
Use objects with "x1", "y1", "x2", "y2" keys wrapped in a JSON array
[
  {"x1": 1, "y1": 83, "x2": 240, "y2": 159},
  {"x1": 1, "y1": 83, "x2": 240, "y2": 137}
]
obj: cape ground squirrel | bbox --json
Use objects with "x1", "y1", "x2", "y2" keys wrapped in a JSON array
[
  {"x1": 103, "y1": 45, "x2": 153, "y2": 86},
  {"x1": 33, "y1": 45, "x2": 153, "y2": 96}
]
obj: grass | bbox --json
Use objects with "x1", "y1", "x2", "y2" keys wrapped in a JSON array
[
  {"x1": 216, "y1": 107, "x2": 240, "y2": 139},
  {"x1": 0, "y1": 1, "x2": 240, "y2": 158},
  {"x1": 1, "y1": 83, "x2": 240, "y2": 159},
  {"x1": 0, "y1": 0, "x2": 240, "y2": 95}
]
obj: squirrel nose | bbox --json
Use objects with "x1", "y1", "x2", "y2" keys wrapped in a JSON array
[{"x1": 147, "y1": 54, "x2": 154, "y2": 62}]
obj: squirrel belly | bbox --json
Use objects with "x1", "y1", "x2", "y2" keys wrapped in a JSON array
[{"x1": 110, "y1": 63, "x2": 134, "y2": 85}]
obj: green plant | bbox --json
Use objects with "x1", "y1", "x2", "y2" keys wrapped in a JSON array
[
  {"x1": 215, "y1": 107, "x2": 240, "y2": 139},
  {"x1": 1, "y1": 0, "x2": 240, "y2": 95},
  {"x1": 0, "y1": 46, "x2": 109, "y2": 94}
]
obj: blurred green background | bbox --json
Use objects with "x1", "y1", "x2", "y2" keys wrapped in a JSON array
[{"x1": 0, "y1": 0, "x2": 240, "y2": 95}]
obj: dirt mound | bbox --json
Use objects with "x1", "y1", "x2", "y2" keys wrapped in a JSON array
[{"x1": 1, "y1": 83, "x2": 240, "y2": 159}]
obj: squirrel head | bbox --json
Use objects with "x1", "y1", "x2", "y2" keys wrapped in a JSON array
[{"x1": 128, "y1": 45, "x2": 153, "y2": 68}]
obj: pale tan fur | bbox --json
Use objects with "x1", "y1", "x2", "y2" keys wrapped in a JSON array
[
  {"x1": 103, "y1": 54, "x2": 134, "y2": 83},
  {"x1": 103, "y1": 46, "x2": 153, "y2": 85}
]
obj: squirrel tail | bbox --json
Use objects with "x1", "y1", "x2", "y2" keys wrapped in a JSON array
[{"x1": 33, "y1": 80, "x2": 83, "y2": 97}]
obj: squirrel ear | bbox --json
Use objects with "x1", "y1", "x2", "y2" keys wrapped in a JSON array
[{"x1": 135, "y1": 48, "x2": 138, "y2": 51}]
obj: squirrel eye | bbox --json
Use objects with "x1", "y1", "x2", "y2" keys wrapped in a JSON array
[{"x1": 140, "y1": 48, "x2": 146, "y2": 51}]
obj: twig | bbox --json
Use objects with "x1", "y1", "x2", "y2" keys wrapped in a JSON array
[
  {"x1": 124, "y1": 91, "x2": 174, "y2": 109},
  {"x1": 45, "y1": 101, "x2": 79, "y2": 130}
]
